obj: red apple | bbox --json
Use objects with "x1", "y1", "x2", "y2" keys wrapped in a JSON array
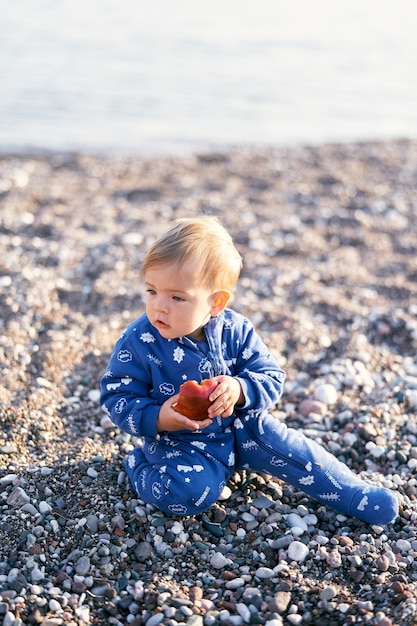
[{"x1": 174, "y1": 379, "x2": 217, "y2": 421}]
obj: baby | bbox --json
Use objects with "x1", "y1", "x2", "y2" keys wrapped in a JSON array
[{"x1": 100, "y1": 216, "x2": 399, "y2": 524}]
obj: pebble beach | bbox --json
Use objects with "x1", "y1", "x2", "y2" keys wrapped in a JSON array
[{"x1": 1, "y1": 138, "x2": 417, "y2": 625}]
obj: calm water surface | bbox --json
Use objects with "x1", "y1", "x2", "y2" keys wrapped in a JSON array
[{"x1": 1, "y1": 0, "x2": 416, "y2": 155}]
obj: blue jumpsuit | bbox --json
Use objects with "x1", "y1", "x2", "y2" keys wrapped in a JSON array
[{"x1": 100, "y1": 309, "x2": 398, "y2": 525}]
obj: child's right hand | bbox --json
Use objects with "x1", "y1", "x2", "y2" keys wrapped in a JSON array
[{"x1": 156, "y1": 394, "x2": 213, "y2": 432}]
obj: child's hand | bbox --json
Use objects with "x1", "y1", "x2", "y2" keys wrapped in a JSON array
[
  {"x1": 207, "y1": 375, "x2": 244, "y2": 418},
  {"x1": 157, "y1": 394, "x2": 213, "y2": 432}
]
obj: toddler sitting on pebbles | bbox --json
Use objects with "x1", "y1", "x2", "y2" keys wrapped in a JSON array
[{"x1": 100, "y1": 216, "x2": 399, "y2": 525}]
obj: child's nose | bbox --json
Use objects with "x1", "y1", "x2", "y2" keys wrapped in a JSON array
[{"x1": 155, "y1": 297, "x2": 168, "y2": 313}]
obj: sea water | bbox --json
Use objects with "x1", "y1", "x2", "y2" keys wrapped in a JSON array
[{"x1": 0, "y1": 0, "x2": 416, "y2": 155}]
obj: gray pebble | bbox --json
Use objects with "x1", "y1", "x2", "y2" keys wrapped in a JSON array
[
  {"x1": 146, "y1": 614, "x2": 165, "y2": 626},
  {"x1": 75, "y1": 556, "x2": 91, "y2": 576},
  {"x1": 7, "y1": 487, "x2": 30, "y2": 507}
]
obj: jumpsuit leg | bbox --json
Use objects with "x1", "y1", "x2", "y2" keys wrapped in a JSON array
[
  {"x1": 125, "y1": 436, "x2": 233, "y2": 517},
  {"x1": 234, "y1": 415, "x2": 399, "y2": 525}
]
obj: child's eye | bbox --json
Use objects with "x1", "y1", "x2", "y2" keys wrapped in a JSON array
[
  {"x1": 172, "y1": 295, "x2": 184, "y2": 302},
  {"x1": 146, "y1": 289, "x2": 156, "y2": 296}
]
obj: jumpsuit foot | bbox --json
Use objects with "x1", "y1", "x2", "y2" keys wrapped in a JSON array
[{"x1": 235, "y1": 416, "x2": 399, "y2": 526}]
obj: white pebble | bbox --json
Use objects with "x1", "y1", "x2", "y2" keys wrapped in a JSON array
[
  {"x1": 49, "y1": 598, "x2": 62, "y2": 612},
  {"x1": 287, "y1": 541, "x2": 309, "y2": 562},
  {"x1": 88, "y1": 389, "x2": 101, "y2": 403},
  {"x1": 50, "y1": 519, "x2": 60, "y2": 534},
  {"x1": 219, "y1": 609, "x2": 231, "y2": 622},
  {"x1": 2, "y1": 612, "x2": 16, "y2": 626},
  {"x1": 303, "y1": 513, "x2": 318, "y2": 526},
  {"x1": 236, "y1": 603, "x2": 251, "y2": 623},
  {"x1": 87, "y1": 467, "x2": 98, "y2": 479},
  {"x1": 255, "y1": 566, "x2": 275, "y2": 579},
  {"x1": 180, "y1": 606, "x2": 193, "y2": 617},
  {"x1": 219, "y1": 485, "x2": 232, "y2": 500},
  {"x1": 320, "y1": 585, "x2": 337, "y2": 601},
  {"x1": 0, "y1": 275, "x2": 12, "y2": 288},
  {"x1": 396, "y1": 539, "x2": 412, "y2": 552},
  {"x1": 226, "y1": 577, "x2": 245, "y2": 590},
  {"x1": 30, "y1": 566, "x2": 45, "y2": 582},
  {"x1": 286, "y1": 513, "x2": 308, "y2": 532},
  {"x1": 406, "y1": 390, "x2": 417, "y2": 408},
  {"x1": 343, "y1": 432, "x2": 358, "y2": 447},
  {"x1": 210, "y1": 552, "x2": 231, "y2": 569},
  {"x1": 170, "y1": 521, "x2": 184, "y2": 535},
  {"x1": 0, "y1": 474, "x2": 18, "y2": 485},
  {"x1": 145, "y1": 613, "x2": 164, "y2": 626},
  {"x1": 366, "y1": 443, "x2": 386, "y2": 458},
  {"x1": 75, "y1": 605, "x2": 91, "y2": 623},
  {"x1": 38, "y1": 501, "x2": 52, "y2": 515},
  {"x1": 314, "y1": 383, "x2": 338, "y2": 405}
]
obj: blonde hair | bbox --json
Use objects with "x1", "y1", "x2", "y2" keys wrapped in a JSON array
[{"x1": 142, "y1": 216, "x2": 242, "y2": 291}]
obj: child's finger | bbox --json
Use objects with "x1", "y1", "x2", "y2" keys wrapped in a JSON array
[{"x1": 185, "y1": 417, "x2": 212, "y2": 430}]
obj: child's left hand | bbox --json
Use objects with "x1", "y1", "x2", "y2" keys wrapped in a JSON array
[{"x1": 207, "y1": 375, "x2": 244, "y2": 418}]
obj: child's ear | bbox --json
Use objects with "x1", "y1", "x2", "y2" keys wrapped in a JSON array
[{"x1": 210, "y1": 290, "x2": 231, "y2": 316}]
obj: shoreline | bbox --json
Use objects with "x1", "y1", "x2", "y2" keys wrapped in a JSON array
[
  {"x1": 1, "y1": 138, "x2": 417, "y2": 625},
  {"x1": 0, "y1": 134, "x2": 414, "y2": 160}
]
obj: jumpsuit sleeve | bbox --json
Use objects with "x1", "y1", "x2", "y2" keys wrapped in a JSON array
[
  {"x1": 232, "y1": 318, "x2": 286, "y2": 414},
  {"x1": 100, "y1": 331, "x2": 160, "y2": 438}
]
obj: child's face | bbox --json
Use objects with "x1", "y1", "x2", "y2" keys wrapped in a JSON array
[{"x1": 145, "y1": 263, "x2": 215, "y2": 341}]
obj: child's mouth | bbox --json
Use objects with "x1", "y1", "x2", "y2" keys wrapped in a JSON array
[{"x1": 156, "y1": 319, "x2": 169, "y2": 329}]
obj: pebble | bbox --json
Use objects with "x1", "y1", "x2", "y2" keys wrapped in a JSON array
[
  {"x1": 314, "y1": 383, "x2": 338, "y2": 405},
  {"x1": 326, "y1": 550, "x2": 343, "y2": 568},
  {"x1": 320, "y1": 586, "x2": 337, "y2": 601},
  {"x1": 75, "y1": 556, "x2": 91, "y2": 576},
  {"x1": 225, "y1": 577, "x2": 245, "y2": 589},
  {"x1": 0, "y1": 474, "x2": 18, "y2": 485},
  {"x1": 253, "y1": 495, "x2": 274, "y2": 508},
  {"x1": 146, "y1": 614, "x2": 164, "y2": 626},
  {"x1": 49, "y1": 599, "x2": 62, "y2": 613},
  {"x1": 298, "y1": 399, "x2": 327, "y2": 417},
  {"x1": 375, "y1": 555, "x2": 390, "y2": 572},
  {"x1": 255, "y1": 567, "x2": 275, "y2": 579},
  {"x1": 210, "y1": 553, "x2": 231, "y2": 569},
  {"x1": 87, "y1": 389, "x2": 101, "y2": 403},
  {"x1": 38, "y1": 501, "x2": 52, "y2": 515},
  {"x1": 286, "y1": 513, "x2": 308, "y2": 533},
  {"x1": 396, "y1": 539, "x2": 412, "y2": 552},
  {"x1": 7, "y1": 487, "x2": 30, "y2": 507},
  {"x1": 287, "y1": 541, "x2": 310, "y2": 562},
  {"x1": 270, "y1": 591, "x2": 291, "y2": 612},
  {"x1": 219, "y1": 485, "x2": 232, "y2": 500}
]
